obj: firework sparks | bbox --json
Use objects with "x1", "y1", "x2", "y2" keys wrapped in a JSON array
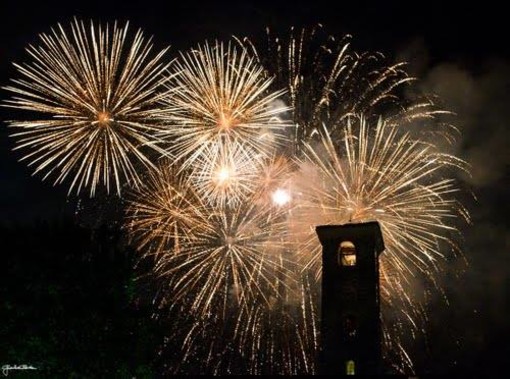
[
  {"x1": 293, "y1": 116, "x2": 466, "y2": 280},
  {"x1": 290, "y1": 115, "x2": 467, "y2": 367},
  {"x1": 2, "y1": 18, "x2": 171, "y2": 196},
  {"x1": 159, "y1": 41, "x2": 291, "y2": 168},
  {"x1": 188, "y1": 138, "x2": 265, "y2": 206},
  {"x1": 239, "y1": 25, "x2": 452, "y2": 150},
  {"x1": 126, "y1": 161, "x2": 294, "y2": 316}
]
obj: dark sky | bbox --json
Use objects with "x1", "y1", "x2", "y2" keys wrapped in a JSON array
[{"x1": 0, "y1": 0, "x2": 508, "y2": 375}]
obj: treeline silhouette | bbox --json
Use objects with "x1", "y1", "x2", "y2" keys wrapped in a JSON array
[{"x1": 0, "y1": 217, "x2": 166, "y2": 378}]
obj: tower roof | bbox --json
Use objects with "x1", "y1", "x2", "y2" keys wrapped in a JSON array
[{"x1": 315, "y1": 221, "x2": 385, "y2": 256}]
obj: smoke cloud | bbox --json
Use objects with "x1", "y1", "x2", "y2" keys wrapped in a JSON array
[
  {"x1": 397, "y1": 39, "x2": 510, "y2": 375},
  {"x1": 419, "y1": 60, "x2": 510, "y2": 188}
]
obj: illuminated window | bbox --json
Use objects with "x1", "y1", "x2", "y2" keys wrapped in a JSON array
[
  {"x1": 346, "y1": 360, "x2": 355, "y2": 375},
  {"x1": 338, "y1": 241, "x2": 356, "y2": 266}
]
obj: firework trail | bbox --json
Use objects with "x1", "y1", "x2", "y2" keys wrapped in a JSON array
[
  {"x1": 239, "y1": 25, "x2": 454, "y2": 151},
  {"x1": 2, "y1": 18, "x2": 171, "y2": 196},
  {"x1": 168, "y1": 279, "x2": 318, "y2": 375}
]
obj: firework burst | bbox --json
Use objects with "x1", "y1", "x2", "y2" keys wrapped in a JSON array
[
  {"x1": 126, "y1": 161, "x2": 294, "y2": 317},
  {"x1": 187, "y1": 138, "x2": 265, "y2": 206},
  {"x1": 159, "y1": 41, "x2": 291, "y2": 168},
  {"x1": 125, "y1": 161, "x2": 202, "y2": 258},
  {"x1": 293, "y1": 116, "x2": 466, "y2": 279},
  {"x1": 2, "y1": 18, "x2": 171, "y2": 196},
  {"x1": 239, "y1": 25, "x2": 453, "y2": 150},
  {"x1": 290, "y1": 115, "x2": 468, "y2": 367}
]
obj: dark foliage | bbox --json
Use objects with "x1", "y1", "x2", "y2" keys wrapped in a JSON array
[{"x1": 0, "y1": 219, "x2": 163, "y2": 378}]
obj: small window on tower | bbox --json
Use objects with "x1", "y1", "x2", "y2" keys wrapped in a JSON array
[
  {"x1": 346, "y1": 360, "x2": 355, "y2": 375},
  {"x1": 338, "y1": 241, "x2": 356, "y2": 266}
]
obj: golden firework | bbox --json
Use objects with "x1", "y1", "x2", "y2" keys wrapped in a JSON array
[
  {"x1": 187, "y1": 137, "x2": 266, "y2": 206},
  {"x1": 239, "y1": 25, "x2": 452, "y2": 150},
  {"x1": 292, "y1": 116, "x2": 466, "y2": 280},
  {"x1": 289, "y1": 115, "x2": 467, "y2": 368},
  {"x1": 126, "y1": 161, "x2": 294, "y2": 316},
  {"x1": 160, "y1": 41, "x2": 291, "y2": 168},
  {"x1": 125, "y1": 161, "x2": 202, "y2": 259},
  {"x1": 3, "y1": 18, "x2": 171, "y2": 196}
]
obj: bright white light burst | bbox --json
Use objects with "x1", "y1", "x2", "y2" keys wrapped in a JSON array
[{"x1": 272, "y1": 188, "x2": 291, "y2": 206}]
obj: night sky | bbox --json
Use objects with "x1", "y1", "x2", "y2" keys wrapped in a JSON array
[{"x1": 1, "y1": 0, "x2": 509, "y2": 376}]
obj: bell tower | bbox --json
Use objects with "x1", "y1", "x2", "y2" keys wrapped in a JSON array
[{"x1": 316, "y1": 221, "x2": 385, "y2": 375}]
